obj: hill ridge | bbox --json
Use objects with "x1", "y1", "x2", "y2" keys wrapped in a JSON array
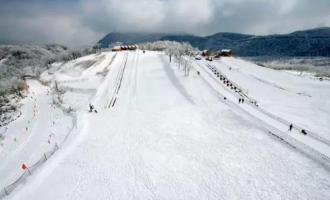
[{"x1": 98, "y1": 27, "x2": 330, "y2": 56}]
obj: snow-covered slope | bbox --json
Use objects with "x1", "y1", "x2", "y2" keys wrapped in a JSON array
[
  {"x1": 216, "y1": 57, "x2": 330, "y2": 140},
  {"x1": 1, "y1": 51, "x2": 330, "y2": 200},
  {"x1": 0, "y1": 51, "x2": 116, "y2": 197}
]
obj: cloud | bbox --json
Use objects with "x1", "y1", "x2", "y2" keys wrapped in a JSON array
[
  {"x1": 207, "y1": 0, "x2": 330, "y2": 35},
  {"x1": 79, "y1": 0, "x2": 214, "y2": 34},
  {"x1": 0, "y1": 0, "x2": 102, "y2": 46},
  {"x1": 0, "y1": 0, "x2": 329, "y2": 46},
  {"x1": 80, "y1": 0, "x2": 165, "y2": 33},
  {"x1": 0, "y1": 15, "x2": 102, "y2": 46}
]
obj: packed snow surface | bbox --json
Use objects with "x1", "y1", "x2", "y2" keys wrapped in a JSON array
[{"x1": 1, "y1": 51, "x2": 330, "y2": 200}]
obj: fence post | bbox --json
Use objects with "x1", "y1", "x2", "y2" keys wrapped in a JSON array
[
  {"x1": 55, "y1": 143, "x2": 59, "y2": 150},
  {"x1": 4, "y1": 187, "x2": 8, "y2": 196},
  {"x1": 27, "y1": 168, "x2": 32, "y2": 175},
  {"x1": 1, "y1": 141, "x2": 63, "y2": 199}
]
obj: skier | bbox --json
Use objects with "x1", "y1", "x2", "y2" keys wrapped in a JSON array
[
  {"x1": 89, "y1": 104, "x2": 98, "y2": 113},
  {"x1": 89, "y1": 104, "x2": 94, "y2": 112},
  {"x1": 289, "y1": 124, "x2": 293, "y2": 131},
  {"x1": 238, "y1": 98, "x2": 241, "y2": 103},
  {"x1": 301, "y1": 129, "x2": 307, "y2": 135},
  {"x1": 242, "y1": 98, "x2": 245, "y2": 103}
]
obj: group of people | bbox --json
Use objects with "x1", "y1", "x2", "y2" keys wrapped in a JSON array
[
  {"x1": 288, "y1": 123, "x2": 307, "y2": 135},
  {"x1": 238, "y1": 98, "x2": 245, "y2": 104}
]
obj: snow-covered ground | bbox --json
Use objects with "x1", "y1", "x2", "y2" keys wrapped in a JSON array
[
  {"x1": 210, "y1": 57, "x2": 330, "y2": 141},
  {"x1": 0, "y1": 51, "x2": 115, "y2": 196},
  {"x1": 0, "y1": 80, "x2": 73, "y2": 189},
  {"x1": 1, "y1": 51, "x2": 330, "y2": 199}
]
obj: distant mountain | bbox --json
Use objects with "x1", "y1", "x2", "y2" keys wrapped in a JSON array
[
  {"x1": 98, "y1": 32, "x2": 167, "y2": 48},
  {"x1": 98, "y1": 27, "x2": 330, "y2": 57}
]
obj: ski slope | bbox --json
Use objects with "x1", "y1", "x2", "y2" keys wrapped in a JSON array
[
  {"x1": 0, "y1": 80, "x2": 73, "y2": 190},
  {"x1": 2, "y1": 51, "x2": 330, "y2": 199},
  {"x1": 192, "y1": 58, "x2": 330, "y2": 163},
  {"x1": 215, "y1": 57, "x2": 330, "y2": 141}
]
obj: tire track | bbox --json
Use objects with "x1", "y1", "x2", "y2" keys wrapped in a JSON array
[{"x1": 108, "y1": 52, "x2": 129, "y2": 108}]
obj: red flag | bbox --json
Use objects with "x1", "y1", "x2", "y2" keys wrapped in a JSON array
[{"x1": 21, "y1": 163, "x2": 27, "y2": 170}]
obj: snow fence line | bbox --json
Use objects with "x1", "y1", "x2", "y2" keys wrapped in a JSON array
[{"x1": 0, "y1": 144, "x2": 59, "y2": 199}]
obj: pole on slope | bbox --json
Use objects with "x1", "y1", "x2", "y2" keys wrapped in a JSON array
[
  {"x1": 27, "y1": 167, "x2": 32, "y2": 175},
  {"x1": 55, "y1": 143, "x2": 59, "y2": 150},
  {"x1": 184, "y1": 61, "x2": 187, "y2": 76},
  {"x1": 21, "y1": 164, "x2": 32, "y2": 175},
  {"x1": 3, "y1": 187, "x2": 9, "y2": 196}
]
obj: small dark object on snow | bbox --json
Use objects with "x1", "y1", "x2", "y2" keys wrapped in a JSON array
[
  {"x1": 197, "y1": 71, "x2": 200, "y2": 75},
  {"x1": 301, "y1": 129, "x2": 307, "y2": 135},
  {"x1": 224, "y1": 97, "x2": 227, "y2": 100},
  {"x1": 89, "y1": 104, "x2": 95, "y2": 113},
  {"x1": 206, "y1": 57, "x2": 213, "y2": 61},
  {"x1": 289, "y1": 124, "x2": 293, "y2": 131}
]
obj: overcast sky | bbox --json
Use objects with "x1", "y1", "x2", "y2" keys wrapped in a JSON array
[{"x1": 0, "y1": 0, "x2": 329, "y2": 47}]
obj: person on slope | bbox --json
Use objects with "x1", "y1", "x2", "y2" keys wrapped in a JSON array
[
  {"x1": 89, "y1": 104, "x2": 94, "y2": 112},
  {"x1": 89, "y1": 104, "x2": 98, "y2": 113},
  {"x1": 289, "y1": 124, "x2": 293, "y2": 131}
]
